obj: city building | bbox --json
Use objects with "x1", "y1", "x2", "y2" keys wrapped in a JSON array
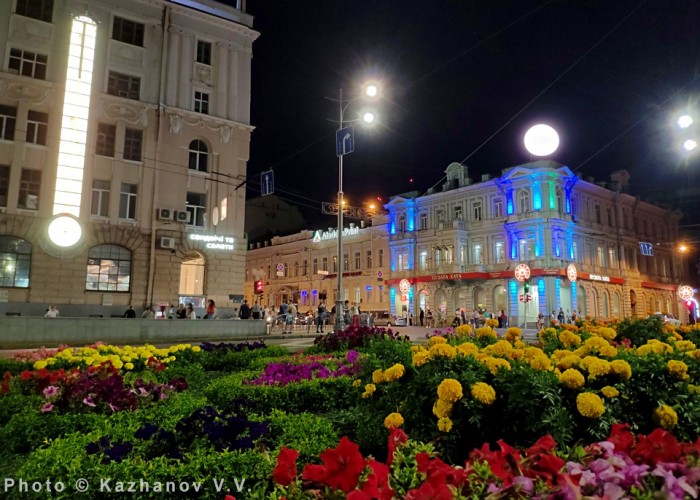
[
  {"x1": 245, "y1": 194, "x2": 306, "y2": 244},
  {"x1": 384, "y1": 160, "x2": 691, "y2": 326},
  {"x1": 245, "y1": 220, "x2": 391, "y2": 314},
  {"x1": 0, "y1": 0, "x2": 257, "y2": 317}
]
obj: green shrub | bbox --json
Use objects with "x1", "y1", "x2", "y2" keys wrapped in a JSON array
[
  {"x1": 616, "y1": 317, "x2": 665, "y2": 346},
  {"x1": 0, "y1": 358, "x2": 33, "y2": 375},
  {"x1": 175, "y1": 345, "x2": 288, "y2": 372},
  {"x1": 265, "y1": 409, "x2": 339, "y2": 463}
]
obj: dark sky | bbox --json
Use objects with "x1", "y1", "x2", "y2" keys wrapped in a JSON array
[{"x1": 242, "y1": 0, "x2": 700, "y2": 227}]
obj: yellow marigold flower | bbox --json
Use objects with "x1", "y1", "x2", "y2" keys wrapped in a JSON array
[
  {"x1": 429, "y1": 343, "x2": 457, "y2": 359},
  {"x1": 384, "y1": 412, "x2": 404, "y2": 429},
  {"x1": 411, "y1": 345, "x2": 424, "y2": 353},
  {"x1": 372, "y1": 369, "x2": 385, "y2": 384},
  {"x1": 437, "y1": 378, "x2": 463, "y2": 403},
  {"x1": 505, "y1": 327, "x2": 522, "y2": 342},
  {"x1": 475, "y1": 327, "x2": 496, "y2": 339},
  {"x1": 583, "y1": 358, "x2": 611, "y2": 380},
  {"x1": 361, "y1": 384, "x2": 376, "y2": 398},
  {"x1": 688, "y1": 384, "x2": 700, "y2": 395},
  {"x1": 191, "y1": 346, "x2": 201, "y2": 352},
  {"x1": 383, "y1": 364, "x2": 406, "y2": 382},
  {"x1": 432, "y1": 399, "x2": 453, "y2": 418},
  {"x1": 124, "y1": 362, "x2": 135, "y2": 370},
  {"x1": 527, "y1": 355, "x2": 552, "y2": 371},
  {"x1": 675, "y1": 340, "x2": 696, "y2": 352},
  {"x1": 428, "y1": 336, "x2": 447, "y2": 345},
  {"x1": 610, "y1": 359, "x2": 632, "y2": 380},
  {"x1": 576, "y1": 392, "x2": 605, "y2": 418},
  {"x1": 352, "y1": 379, "x2": 362, "y2": 387},
  {"x1": 481, "y1": 356, "x2": 511, "y2": 375},
  {"x1": 600, "y1": 386, "x2": 619, "y2": 398},
  {"x1": 33, "y1": 360, "x2": 48, "y2": 370},
  {"x1": 486, "y1": 318, "x2": 499, "y2": 328},
  {"x1": 412, "y1": 351, "x2": 430, "y2": 367},
  {"x1": 524, "y1": 346, "x2": 547, "y2": 359},
  {"x1": 598, "y1": 346, "x2": 618, "y2": 358},
  {"x1": 456, "y1": 342, "x2": 479, "y2": 357},
  {"x1": 112, "y1": 360, "x2": 124, "y2": 369},
  {"x1": 557, "y1": 354, "x2": 582, "y2": 371},
  {"x1": 559, "y1": 330, "x2": 582, "y2": 348},
  {"x1": 594, "y1": 327, "x2": 617, "y2": 341},
  {"x1": 654, "y1": 405, "x2": 678, "y2": 429},
  {"x1": 455, "y1": 324, "x2": 473, "y2": 337},
  {"x1": 559, "y1": 368, "x2": 585, "y2": 389},
  {"x1": 471, "y1": 382, "x2": 496, "y2": 405},
  {"x1": 437, "y1": 417, "x2": 453, "y2": 432},
  {"x1": 483, "y1": 340, "x2": 514, "y2": 358},
  {"x1": 667, "y1": 360, "x2": 690, "y2": 381},
  {"x1": 686, "y1": 350, "x2": 700, "y2": 359}
]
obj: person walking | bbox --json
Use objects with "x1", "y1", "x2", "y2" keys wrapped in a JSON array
[
  {"x1": 316, "y1": 300, "x2": 326, "y2": 333},
  {"x1": 419, "y1": 308, "x2": 425, "y2": 327},
  {"x1": 205, "y1": 299, "x2": 217, "y2": 319}
]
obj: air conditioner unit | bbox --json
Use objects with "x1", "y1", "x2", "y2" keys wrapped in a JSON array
[
  {"x1": 157, "y1": 208, "x2": 173, "y2": 220},
  {"x1": 159, "y1": 237, "x2": 176, "y2": 250},
  {"x1": 175, "y1": 211, "x2": 191, "y2": 223}
]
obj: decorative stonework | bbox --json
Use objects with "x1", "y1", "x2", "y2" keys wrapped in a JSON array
[
  {"x1": 103, "y1": 101, "x2": 149, "y2": 126},
  {"x1": 0, "y1": 80, "x2": 53, "y2": 106}
]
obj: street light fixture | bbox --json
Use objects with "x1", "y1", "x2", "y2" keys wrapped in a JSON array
[
  {"x1": 333, "y1": 83, "x2": 379, "y2": 332},
  {"x1": 684, "y1": 139, "x2": 697, "y2": 152},
  {"x1": 678, "y1": 115, "x2": 694, "y2": 129}
]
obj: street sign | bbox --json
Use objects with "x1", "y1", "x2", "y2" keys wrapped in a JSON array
[
  {"x1": 261, "y1": 170, "x2": 274, "y2": 196},
  {"x1": 639, "y1": 242, "x2": 654, "y2": 256},
  {"x1": 519, "y1": 294, "x2": 524, "y2": 302},
  {"x1": 519, "y1": 294, "x2": 532, "y2": 303},
  {"x1": 336, "y1": 126, "x2": 354, "y2": 157}
]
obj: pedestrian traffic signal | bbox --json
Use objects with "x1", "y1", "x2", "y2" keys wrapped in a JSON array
[
  {"x1": 523, "y1": 280, "x2": 530, "y2": 293},
  {"x1": 254, "y1": 280, "x2": 264, "y2": 294}
]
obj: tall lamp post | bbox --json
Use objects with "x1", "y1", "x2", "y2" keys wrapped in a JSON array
[{"x1": 334, "y1": 84, "x2": 378, "y2": 332}]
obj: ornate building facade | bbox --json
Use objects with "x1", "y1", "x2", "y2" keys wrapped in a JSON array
[
  {"x1": 384, "y1": 160, "x2": 689, "y2": 326},
  {"x1": 0, "y1": 0, "x2": 257, "y2": 316}
]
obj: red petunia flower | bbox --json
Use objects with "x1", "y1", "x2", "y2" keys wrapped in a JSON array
[
  {"x1": 525, "y1": 434, "x2": 558, "y2": 457},
  {"x1": 469, "y1": 440, "x2": 523, "y2": 486},
  {"x1": 357, "y1": 460, "x2": 393, "y2": 500},
  {"x1": 631, "y1": 428, "x2": 681, "y2": 465},
  {"x1": 386, "y1": 428, "x2": 408, "y2": 466},
  {"x1": 273, "y1": 446, "x2": 299, "y2": 486},
  {"x1": 302, "y1": 436, "x2": 365, "y2": 493},
  {"x1": 404, "y1": 481, "x2": 454, "y2": 500},
  {"x1": 20, "y1": 370, "x2": 33, "y2": 381},
  {"x1": 608, "y1": 423, "x2": 635, "y2": 454}
]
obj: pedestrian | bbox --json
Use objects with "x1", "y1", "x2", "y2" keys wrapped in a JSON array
[
  {"x1": 351, "y1": 302, "x2": 360, "y2": 326},
  {"x1": 45, "y1": 305, "x2": 60, "y2": 318},
  {"x1": 123, "y1": 305, "x2": 136, "y2": 318},
  {"x1": 186, "y1": 303, "x2": 197, "y2": 319},
  {"x1": 167, "y1": 304, "x2": 175, "y2": 319},
  {"x1": 238, "y1": 299, "x2": 251, "y2": 320},
  {"x1": 176, "y1": 303, "x2": 187, "y2": 319},
  {"x1": 426, "y1": 308, "x2": 433, "y2": 328},
  {"x1": 499, "y1": 309, "x2": 507, "y2": 328},
  {"x1": 251, "y1": 300, "x2": 261, "y2": 320},
  {"x1": 316, "y1": 300, "x2": 326, "y2": 333},
  {"x1": 419, "y1": 308, "x2": 425, "y2": 327},
  {"x1": 536, "y1": 312, "x2": 544, "y2": 330},
  {"x1": 142, "y1": 306, "x2": 155, "y2": 319},
  {"x1": 558, "y1": 308, "x2": 565, "y2": 324},
  {"x1": 287, "y1": 302, "x2": 297, "y2": 332},
  {"x1": 205, "y1": 299, "x2": 217, "y2": 319}
]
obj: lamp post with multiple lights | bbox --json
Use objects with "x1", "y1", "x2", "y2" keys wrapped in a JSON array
[{"x1": 333, "y1": 84, "x2": 378, "y2": 332}]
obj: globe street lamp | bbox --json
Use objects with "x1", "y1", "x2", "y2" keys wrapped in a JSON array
[{"x1": 334, "y1": 84, "x2": 378, "y2": 332}]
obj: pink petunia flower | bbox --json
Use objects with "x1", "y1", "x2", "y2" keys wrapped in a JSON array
[{"x1": 40, "y1": 402, "x2": 54, "y2": 413}]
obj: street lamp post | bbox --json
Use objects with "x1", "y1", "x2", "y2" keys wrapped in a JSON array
[{"x1": 333, "y1": 84, "x2": 378, "y2": 332}]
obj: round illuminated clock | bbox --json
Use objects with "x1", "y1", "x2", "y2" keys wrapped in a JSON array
[
  {"x1": 48, "y1": 214, "x2": 83, "y2": 248},
  {"x1": 514, "y1": 264, "x2": 531, "y2": 282},
  {"x1": 567, "y1": 263, "x2": 577, "y2": 282},
  {"x1": 399, "y1": 279, "x2": 411, "y2": 294},
  {"x1": 678, "y1": 285, "x2": 694, "y2": 301}
]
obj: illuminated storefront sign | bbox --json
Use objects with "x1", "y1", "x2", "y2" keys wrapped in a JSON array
[
  {"x1": 312, "y1": 226, "x2": 360, "y2": 242},
  {"x1": 589, "y1": 274, "x2": 610, "y2": 282},
  {"x1": 188, "y1": 234, "x2": 234, "y2": 250}
]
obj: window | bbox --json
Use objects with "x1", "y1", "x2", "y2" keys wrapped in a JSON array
[
  {"x1": 188, "y1": 140, "x2": 208, "y2": 172},
  {"x1": 473, "y1": 244, "x2": 482, "y2": 264},
  {"x1": 107, "y1": 71, "x2": 140, "y2": 100},
  {"x1": 608, "y1": 247, "x2": 616, "y2": 269},
  {"x1": 312, "y1": 258, "x2": 318, "y2": 274},
  {"x1": 494, "y1": 241, "x2": 505, "y2": 263},
  {"x1": 519, "y1": 190, "x2": 530, "y2": 213},
  {"x1": 473, "y1": 202, "x2": 482, "y2": 222},
  {"x1": 354, "y1": 252, "x2": 361, "y2": 270},
  {"x1": 0, "y1": 105, "x2": 17, "y2": 141},
  {"x1": 96, "y1": 123, "x2": 116, "y2": 157},
  {"x1": 420, "y1": 251, "x2": 427, "y2": 270},
  {"x1": 607, "y1": 208, "x2": 613, "y2": 226},
  {"x1": 91, "y1": 180, "x2": 110, "y2": 217},
  {"x1": 332, "y1": 256, "x2": 337, "y2": 272},
  {"x1": 194, "y1": 91, "x2": 209, "y2": 114},
  {"x1": 595, "y1": 204, "x2": 602, "y2": 224},
  {"x1": 454, "y1": 205, "x2": 462, "y2": 220},
  {"x1": 343, "y1": 253, "x2": 349, "y2": 272},
  {"x1": 556, "y1": 189, "x2": 563, "y2": 213},
  {"x1": 196, "y1": 40, "x2": 212, "y2": 65},
  {"x1": 119, "y1": 183, "x2": 137, "y2": 219},
  {"x1": 9, "y1": 48, "x2": 48, "y2": 80},
  {"x1": 302, "y1": 260, "x2": 308, "y2": 275},
  {"x1": 86, "y1": 244, "x2": 131, "y2": 292},
  {"x1": 366, "y1": 250, "x2": 372, "y2": 268},
  {"x1": 420, "y1": 212, "x2": 428, "y2": 230},
  {"x1": 597, "y1": 246, "x2": 605, "y2": 267},
  {"x1": 493, "y1": 198, "x2": 503, "y2": 218},
  {"x1": 0, "y1": 165, "x2": 8, "y2": 207},
  {"x1": 123, "y1": 128, "x2": 142, "y2": 161},
  {"x1": 398, "y1": 215, "x2": 406, "y2": 232},
  {"x1": 0, "y1": 236, "x2": 32, "y2": 288},
  {"x1": 16, "y1": 0, "x2": 54, "y2": 22},
  {"x1": 26, "y1": 110, "x2": 48, "y2": 145},
  {"x1": 186, "y1": 192, "x2": 206, "y2": 227},
  {"x1": 18, "y1": 169, "x2": 41, "y2": 210},
  {"x1": 112, "y1": 17, "x2": 144, "y2": 46},
  {"x1": 322, "y1": 257, "x2": 328, "y2": 271}
]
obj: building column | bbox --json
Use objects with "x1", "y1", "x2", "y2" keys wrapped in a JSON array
[
  {"x1": 165, "y1": 28, "x2": 180, "y2": 106},
  {"x1": 216, "y1": 43, "x2": 228, "y2": 117},
  {"x1": 177, "y1": 34, "x2": 194, "y2": 110}
]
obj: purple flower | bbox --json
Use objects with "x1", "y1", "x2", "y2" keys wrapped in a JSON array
[
  {"x1": 83, "y1": 396, "x2": 96, "y2": 407},
  {"x1": 40, "y1": 402, "x2": 54, "y2": 413},
  {"x1": 345, "y1": 350, "x2": 360, "y2": 363},
  {"x1": 512, "y1": 476, "x2": 533, "y2": 494},
  {"x1": 652, "y1": 463, "x2": 699, "y2": 499},
  {"x1": 43, "y1": 385, "x2": 58, "y2": 398},
  {"x1": 620, "y1": 463, "x2": 649, "y2": 488}
]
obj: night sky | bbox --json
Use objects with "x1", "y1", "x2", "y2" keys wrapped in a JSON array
[{"x1": 241, "y1": 0, "x2": 700, "y2": 227}]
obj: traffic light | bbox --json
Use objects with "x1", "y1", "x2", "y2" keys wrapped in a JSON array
[
  {"x1": 523, "y1": 280, "x2": 530, "y2": 293},
  {"x1": 254, "y1": 280, "x2": 264, "y2": 294}
]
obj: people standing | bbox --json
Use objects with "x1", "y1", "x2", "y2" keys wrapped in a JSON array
[
  {"x1": 44, "y1": 305, "x2": 60, "y2": 318},
  {"x1": 186, "y1": 303, "x2": 197, "y2": 319},
  {"x1": 167, "y1": 304, "x2": 176, "y2": 319},
  {"x1": 251, "y1": 300, "x2": 261, "y2": 320},
  {"x1": 351, "y1": 302, "x2": 360, "y2": 327},
  {"x1": 287, "y1": 302, "x2": 297, "y2": 333},
  {"x1": 142, "y1": 306, "x2": 155, "y2": 319},
  {"x1": 499, "y1": 309, "x2": 507, "y2": 328},
  {"x1": 176, "y1": 303, "x2": 187, "y2": 319},
  {"x1": 239, "y1": 300, "x2": 251, "y2": 320},
  {"x1": 316, "y1": 300, "x2": 326, "y2": 333},
  {"x1": 425, "y1": 308, "x2": 433, "y2": 328},
  {"x1": 419, "y1": 308, "x2": 425, "y2": 327},
  {"x1": 205, "y1": 299, "x2": 217, "y2": 319},
  {"x1": 123, "y1": 305, "x2": 136, "y2": 318}
]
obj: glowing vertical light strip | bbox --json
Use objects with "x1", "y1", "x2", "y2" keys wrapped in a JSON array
[
  {"x1": 532, "y1": 179, "x2": 542, "y2": 210},
  {"x1": 538, "y1": 278, "x2": 546, "y2": 314},
  {"x1": 408, "y1": 285, "x2": 414, "y2": 315},
  {"x1": 548, "y1": 181, "x2": 556, "y2": 209},
  {"x1": 506, "y1": 190, "x2": 514, "y2": 215},
  {"x1": 53, "y1": 16, "x2": 97, "y2": 216},
  {"x1": 571, "y1": 281, "x2": 578, "y2": 311},
  {"x1": 555, "y1": 278, "x2": 561, "y2": 311},
  {"x1": 390, "y1": 287, "x2": 396, "y2": 315}
]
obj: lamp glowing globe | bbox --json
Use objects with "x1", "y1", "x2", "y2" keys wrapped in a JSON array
[
  {"x1": 48, "y1": 214, "x2": 82, "y2": 247},
  {"x1": 524, "y1": 124, "x2": 559, "y2": 156}
]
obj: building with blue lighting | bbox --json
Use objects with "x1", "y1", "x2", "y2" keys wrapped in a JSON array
[{"x1": 384, "y1": 160, "x2": 688, "y2": 326}]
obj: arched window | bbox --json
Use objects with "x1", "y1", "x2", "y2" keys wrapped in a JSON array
[
  {"x1": 86, "y1": 245, "x2": 131, "y2": 291},
  {"x1": 518, "y1": 189, "x2": 530, "y2": 213},
  {"x1": 188, "y1": 139, "x2": 208, "y2": 172},
  {"x1": 0, "y1": 236, "x2": 32, "y2": 288}
]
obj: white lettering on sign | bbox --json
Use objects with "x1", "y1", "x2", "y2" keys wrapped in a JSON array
[
  {"x1": 312, "y1": 226, "x2": 360, "y2": 242},
  {"x1": 589, "y1": 274, "x2": 610, "y2": 282},
  {"x1": 188, "y1": 234, "x2": 234, "y2": 251}
]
